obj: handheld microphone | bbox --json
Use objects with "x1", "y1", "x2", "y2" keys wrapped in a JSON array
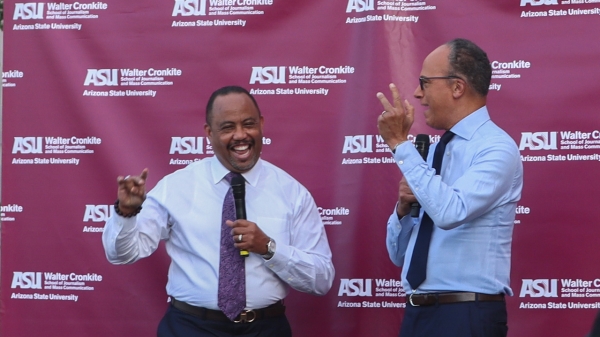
[
  {"x1": 231, "y1": 175, "x2": 249, "y2": 257},
  {"x1": 411, "y1": 134, "x2": 430, "y2": 217}
]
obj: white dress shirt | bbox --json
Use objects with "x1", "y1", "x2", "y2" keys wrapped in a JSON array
[{"x1": 102, "y1": 157, "x2": 334, "y2": 309}]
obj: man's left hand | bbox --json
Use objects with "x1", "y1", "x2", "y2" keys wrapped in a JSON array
[{"x1": 227, "y1": 220, "x2": 270, "y2": 255}]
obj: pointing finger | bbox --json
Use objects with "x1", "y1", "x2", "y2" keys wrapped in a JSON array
[
  {"x1": 404, "y1": 99, "x2": 415, "y2": 122},
  {"x1": 140, "y1": 168, "x2": 149, "y2": 182},
  {"x1": 390, "y1": 83, "x2": 402, "y2": 112},
  {"x1": 376, "y1": 91, "x2": 394, "y2": 113}
]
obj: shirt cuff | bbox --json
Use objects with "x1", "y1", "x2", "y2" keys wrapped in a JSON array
[{"x1": 262, "y1": 242, "x2": 290, "y2": 272}]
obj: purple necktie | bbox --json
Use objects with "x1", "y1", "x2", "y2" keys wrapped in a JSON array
[
  {"x1": 217, "y1": 172, "x2": 246, "y2": 320},
  {"x1": 406, "y1": 131, "x2": 455, "y2": 290}
]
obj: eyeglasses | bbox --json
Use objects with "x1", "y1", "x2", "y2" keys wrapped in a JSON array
[{"x1": 419, "y1": 75, "x2": 464, "y2": 90}]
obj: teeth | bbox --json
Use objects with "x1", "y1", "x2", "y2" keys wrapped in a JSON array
[{"x1": 233, "y1": 145, "x2": 249, "y2": 151}]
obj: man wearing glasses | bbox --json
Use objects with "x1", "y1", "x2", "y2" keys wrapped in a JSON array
[{"x1": 376, "y1": 38, "x2": 523, "y2": 337}]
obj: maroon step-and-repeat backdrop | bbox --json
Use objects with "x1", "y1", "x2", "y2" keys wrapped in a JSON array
[{"x1": 2, "y1": 0, "x2": 600, "y2": 336}]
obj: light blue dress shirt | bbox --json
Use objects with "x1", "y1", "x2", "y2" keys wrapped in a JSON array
[
  {"x1": 103, "y1": 157, "x2": 334, "y2": 309},
  {"x1": 387, "y1": 106, "x2": 523, "y2": 296}
]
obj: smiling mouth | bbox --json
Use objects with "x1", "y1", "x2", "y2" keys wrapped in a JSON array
[
  {"x1": 233, "y1": 144, "x2": 249, "y2": 152},
  {"x1": 230, "y1": 142, "x2": 252, "y2": 159}
]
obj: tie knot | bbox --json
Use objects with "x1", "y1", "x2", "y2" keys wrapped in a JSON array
[
  {"x1": 440, "y1": 131, "x2": 455, "y2": 145},
  {"x1": 224, "y1": 172, "x2": 242, "y2": 185}
]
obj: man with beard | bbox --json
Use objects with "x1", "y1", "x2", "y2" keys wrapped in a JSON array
[{"x1": 102, "y1": 85, "x2": 334, "y2": 337}]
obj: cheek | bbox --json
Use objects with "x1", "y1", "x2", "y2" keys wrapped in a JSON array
[
  {"x1": 220, "y1": 131, "x2": 234, "y2": 142},
  {"x1": 213, "y1": 135, "x2": 230, "y2": 150},
  {"x1": 248, "y1": 129, "x2": 262, "y2": 142}
]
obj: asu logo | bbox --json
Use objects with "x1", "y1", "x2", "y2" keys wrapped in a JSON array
[
  {"x1": 13, "y1": 3, "x2": 44, "y2": 20},
  {"x1": 249, "y1": 67, "x2": 286, "y2": 85},
  {"x1": 11, "y1": 272, "x2": 42, "y2": 289},
  {"x1": 170, "y1": 137, "x2": 204, "y2": 154},
  {"x1": 519, "y1": 279, "x2": 558, "y2": 297},
  {"x1": 520, "y1": 0, "x2": 558, "y2": 6},
  {"x1": 346, "y1": 0, "x2": 374, "y2": 13},
  {"x1": 172, "y1": 0, "x2": 206, "y2": 16},
  {"x1": 342, "y1": 135, "x2": 373, "y2": 154},
  {"x1": 84, "y1": 69, "x2": 119, "y2": 86},
  {"x1": 338, "y1": 279, "x2": 373, "y2": 297},
  {"x1": 12, "y1": 137, "x2": 43, "y2": 154},
  {"x1": 83, "y1": 205, "x2": 113, "y2": 222},
  {"x1": 519, "y1": 132, "x2": 558, "y2": 151}
]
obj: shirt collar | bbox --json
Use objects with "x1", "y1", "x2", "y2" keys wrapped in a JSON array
[
  {"x1": 210, "y1": 156, "x2": 263, "y2": 187},
  {"x1": 449, "y1": 106, "x2": 490, "y2": 141}
]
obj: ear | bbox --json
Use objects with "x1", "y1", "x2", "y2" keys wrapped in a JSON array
[
  {"x1": 452, "y1": 78, "x2": 466, "y2": 99},
  {"x1": 204, "y1": 123, "x2": 212, "y2": 138}
]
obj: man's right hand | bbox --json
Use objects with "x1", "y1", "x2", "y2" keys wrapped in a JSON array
[
  {"x1": 117, "y1": 168, "x2": 149, "y2": 213},
  {"x1": 376, "y1": 83, "x2": 415, "y2": 149},
  {"x1": 396, "y1": 177, "x2": 417, "y2": 218}
]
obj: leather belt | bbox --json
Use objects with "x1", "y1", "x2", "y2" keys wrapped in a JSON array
[
  {"x1": 406, "y1": 292, "x2": 505, "y2": 307},
  {"x1": 170, "y1": 297, "x2": 286, "y2": 323}
]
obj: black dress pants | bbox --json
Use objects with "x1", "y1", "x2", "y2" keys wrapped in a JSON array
[
  {"x1": 157, "y1": 303, "x2": 292, "y2": 337},
  {"x1": 400, "y1": 300, "x2": 508, "y2": 337}
]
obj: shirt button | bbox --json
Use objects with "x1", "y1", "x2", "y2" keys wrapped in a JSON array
[{"x1": 398, "y1": 160, "x2": 404, "y2": 165}]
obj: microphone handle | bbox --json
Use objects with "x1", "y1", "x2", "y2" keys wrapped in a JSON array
[
  {"x1": 411, "y1": 135, "x2": 430, "y2": 218},
  {"x1": 234, "y1": 199, "x2": 246, "y2": 220},
  {"x1": 410, "y1": 202, "x2": 420, "y2": 217},
  {"x1": 234, "y1": 198, "x2": 249, "y2": 257}
]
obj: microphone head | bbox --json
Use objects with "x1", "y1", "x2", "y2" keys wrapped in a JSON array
[
  {"x1": 414, "y1": 134, "x2": 430, "y2": 158},
  {"x1": 415, "y1": 134, "x2": 430, "y2": 143},
  {"x1": 231, "y1": 174, "x2": 245, "y2": 199}
]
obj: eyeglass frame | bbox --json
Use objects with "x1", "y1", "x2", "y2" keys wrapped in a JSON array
[{"x1": 419, "y1": 75, "x2": 464, "y2": 91}]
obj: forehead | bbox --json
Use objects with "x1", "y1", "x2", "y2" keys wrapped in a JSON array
[
  {"x1": 212, "y1": 93, "x2": 260, "y2": 120},
  {"x1": 421, "y1": 45, "x2": 451, "y2": 75}
]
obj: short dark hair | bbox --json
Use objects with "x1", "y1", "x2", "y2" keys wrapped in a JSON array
[
  {"x1": 445, "y1": 38, "x2": 492, "y2": 97},
  {"x1": 205, "y1": 86, "x2": 261, "y2": 125}
]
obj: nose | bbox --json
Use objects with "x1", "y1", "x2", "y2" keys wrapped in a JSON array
[
  {"x1": 232, "y1": 124, "x2": 246, "y2": 140},
  {"x1": 414, "y1": 84, "x2": 423, "y2": 99}
]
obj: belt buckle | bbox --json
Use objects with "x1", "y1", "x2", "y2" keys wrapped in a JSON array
[
  {"x1": 234, "y1": 310, "x2": 256, "y2": 323},
  {"x1": 409, "y1": 293, "x2": 420, "y2": 307}
]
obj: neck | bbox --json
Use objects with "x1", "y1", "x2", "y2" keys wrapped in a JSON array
[{"x1": 445, "y1": 96, "x2": 486, "y2": 130}]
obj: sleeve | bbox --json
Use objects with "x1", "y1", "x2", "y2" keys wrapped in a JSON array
[
  {"x1": 386, "y1": 205, "x2": 417, "y2": 267},
  {"x1": 101, "y1": 196, "x2": 171, "y2": 264},
  {"x1": 395, "y1": 137, "x2": 521, "y2": 230},
  {"x1": 262, "y1": 190, "x2": 335, "y2": 296}
]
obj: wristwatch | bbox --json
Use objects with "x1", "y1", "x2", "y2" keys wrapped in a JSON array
[{"x1": 261, "y1": 238, "x2": 276, "y2": 260}]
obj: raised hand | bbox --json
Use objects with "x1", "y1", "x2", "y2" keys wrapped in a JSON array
[
  {"x1": 117, "y1": 168, "x2": 149, "y2": 213},
  {"x1": 376, "y1": 83, "x2": 415, "y2": 149}
]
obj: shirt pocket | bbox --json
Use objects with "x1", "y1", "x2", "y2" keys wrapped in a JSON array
[{"x1": 257, "y1": 217, "x2": 290, "y2": 246}]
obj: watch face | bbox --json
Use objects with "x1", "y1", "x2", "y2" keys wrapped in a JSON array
[{"x1": 268, "y1": 239, "x2": 276, "y2": 254}]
